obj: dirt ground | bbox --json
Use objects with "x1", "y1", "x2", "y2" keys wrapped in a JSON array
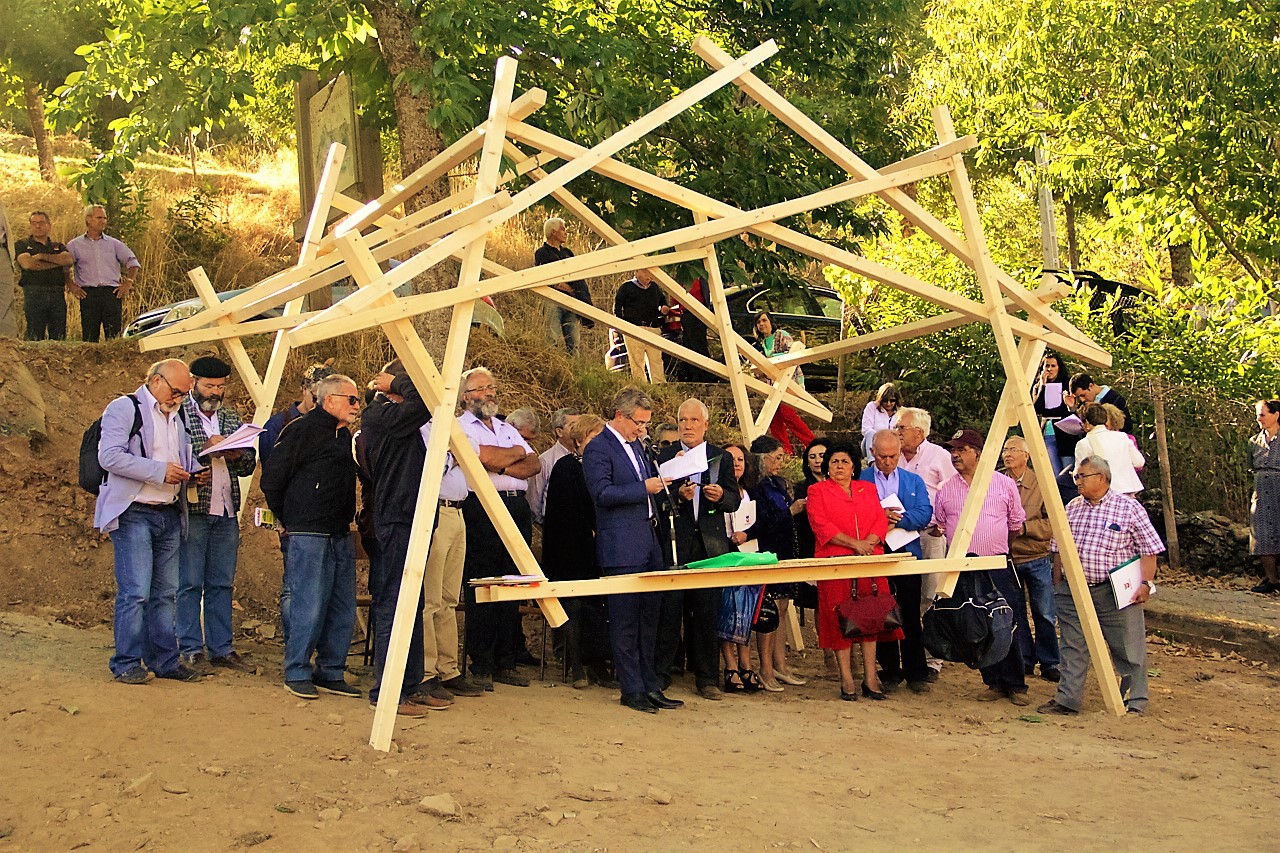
[{"x1": 3, "y1": 340, "x2": 1277, "y2": 851}]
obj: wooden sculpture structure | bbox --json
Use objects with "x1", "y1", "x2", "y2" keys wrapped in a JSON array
[{"x1": 139, "y1": 38, "x2": 1127, "y2": 751}]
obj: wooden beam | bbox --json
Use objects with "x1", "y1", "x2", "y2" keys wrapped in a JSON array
[
  {"x1": 697, "y1": 213, "x2": 757, "y2": 439},
  {"x1": 186, "y1": 268, "x2": 267, "y2": 409}
]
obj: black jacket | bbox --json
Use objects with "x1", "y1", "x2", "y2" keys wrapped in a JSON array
[
  {"x1": 261, "y1": 406, "x2": 356, "y2": 536},
  {"x1": 657, "y1": 441, "x2": 741, "y2": 565},
  {"x1": 540, "y1": 454, "x2": 599, "y2": 581},
  {"x1": 361, "y1": 374, "x2": 432, "y2": 528}
]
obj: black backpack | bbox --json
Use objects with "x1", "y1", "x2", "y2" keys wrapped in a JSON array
[
  {"x1": 79, "y1": 395, "x2": 144, "y2": 495},
  {"x1": 922, "y1": 568, "x2": 1014, "y2": 670}
]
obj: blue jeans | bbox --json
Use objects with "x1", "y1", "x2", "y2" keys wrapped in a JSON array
[
  {"x1": 281, "y1": 533, "x2": 356, "y2": 683},
  {"x1": 547, "y1": 303, "x2": 581, "y2": 354},
  {"x1": 1014, "y1": 556, "x2": 1060, "y2": 668},
  {"x1": 109, "y1": 504, "x2": 182, "y2": 676},
  {"x1": 177, "y1": 513, "x2": 240, "y2": 658}
]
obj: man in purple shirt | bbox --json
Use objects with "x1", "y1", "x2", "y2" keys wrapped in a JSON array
[
  {"x1": 931, "y1": 428, "x2": 1029, "y2": 705},
  {"x1": 67, "y1": 205, "x2": 140, "y2": 342}
]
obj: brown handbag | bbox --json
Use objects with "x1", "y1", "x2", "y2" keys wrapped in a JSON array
[{"x1": 835, "y1": 579, "x2": 902, "y2": 639}]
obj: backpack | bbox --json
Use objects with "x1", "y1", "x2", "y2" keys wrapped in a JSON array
[
  {"x1": 921, "y1": 568, "x2": 1014, "y2": 670},
  {"x1": 80, "y1": 395, "x2": 144, "y2": 495}
]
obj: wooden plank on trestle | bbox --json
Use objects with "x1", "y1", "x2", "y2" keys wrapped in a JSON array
[
  {"x1": 475, "y1": 554, "x2": 1006, "y2": 602},
  {"x1": 930, "y1": 105, "x2": 1125, "y2": 716},
  {"x1": 187, "y1": 268, "x2": 267, "y2": 409},
  {"x1": 691, "y1": 38, "x2": 1104, "y2": 359}
]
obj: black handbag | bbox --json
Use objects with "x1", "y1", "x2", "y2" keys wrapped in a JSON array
[
  {"x1": 835, "y1": 580, "x2": 902, "y2": 640},
  {"x1": 921, "y1": 569, "x2": 1014, "y2": 669},
  {"x1": 753, "y1": 597, "x2": 780, "y2": 634}
]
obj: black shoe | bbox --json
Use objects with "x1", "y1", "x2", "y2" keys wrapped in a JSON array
[
  {"x1": 861, "y1": 683, "x2": 888, "y2": 700},
  {"x1": 284, "y1": 679, "x2": 318, "y2": 699},
  {"x1": 880, "y1": 676, "x2": 904, "y2": 693},
  {"x1": 181, "y1": 652, "x2": 215, "y2": 676},
  {"x1": 472, "y1": 674, "x2": 495, "y2": 692},
  {"x1": 440, "y1": 676, "x2": 485, "y2": 697},
  {"x1": 1041, "y1": 667, "x2": 1062, "y2": 683},
  {"x1": 588, "y1": 668, "x2": 620, "y2": 690},
  {"x1": 315, "y1": 678, "x2": 362, "y2": 698},
  {"x1": 1037, "y1": 699, "x2": 1078, "y2": 715},
  {"x1": 494, "y1": 669, "x2": 530, "y2": 687},
  {"x1": 157, "y1": 664, "x2": 203, "y2": 682},
  {"x1": 839, "y1": 688, "x2": 858, "y2": 701},
  {"x1": 621, "y1": 693, "x2": 659, "y2": 714},
  {"x1": 645, "y1": 691, "x2": 684, "y2": 709},
  {"x1": 739, "y1": 669, "x2": 764, "y2": 693},
  {"x1": 516, "y1": 651, "x2": 541, "y2": 667},
  {"x1": 925, "y1": 669, "x2": 940, "y2": 683},
  {"x1": 1024, "y1": 664, "x2": 1036, "y2": 677},
  {"x1": 114, "y1": 665, "x2": 153, "y2": 685},
  {"x1": 907, "y1": 680, "x2": 930, "y2": 694},
  {"x1": 1250, "y1": 580, "x2": 1279, "y2": 594},
  {"x1": 723, "y1": 669, "x2": 746, "y2": 693},
  {"x1": 210, "y1": 651, "x2": 255, "y2": 673}
]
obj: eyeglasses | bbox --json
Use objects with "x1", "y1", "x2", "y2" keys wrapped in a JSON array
[
  {"x1": 1073, "y1": 472, "x2": 1104, "y2": 482},
  {"x1": 658, "y1": 439, "x2": 675, "y2": 447},
  {"x1": 626, "y1": 414, "x2": 651, "y2": 428},
  {"x1": 465, "y1": 384, "x2": 498, "y2": 394},
  {"x1": 156, "y1": 374, "x2": 190, "y2": 401},
  {"x1": 327, "y1": 394, "x2": 361, "y2": 406}
]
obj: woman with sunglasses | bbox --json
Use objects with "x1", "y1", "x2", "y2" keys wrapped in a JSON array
[
  {"x1": 752, "y1": 310, "x2": 815, "y2": 454},
  {"x1": 860, "y1": 382, "x2": 901, "y2": 461}
]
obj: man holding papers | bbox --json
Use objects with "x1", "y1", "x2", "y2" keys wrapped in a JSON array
[
  {"x1": 859, "y1": 430, "x2": 933, "y2": 693},
  {"x1": 178, "y1": 356, "x2": 258, "y2": 675},
  {"x1": 655, "y1": 398, "x2": 740, "y2": 700},
  {"x1": 1041, "y1": 456, "x2": 1165, "y2": 717}
]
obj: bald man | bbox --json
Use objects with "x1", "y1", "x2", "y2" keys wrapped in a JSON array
[{"x1": 95, "y1": 359, "x2": 201, "y2": 684}]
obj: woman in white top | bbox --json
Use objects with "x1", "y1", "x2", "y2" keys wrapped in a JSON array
[
  {"x1": 861, "y1": 382, "x2": 901, "y2": 460},
  {"x1": 1074, "y1": 403, "x2": 1144, "y2": 494}
]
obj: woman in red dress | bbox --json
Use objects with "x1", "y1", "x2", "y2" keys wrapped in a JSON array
[{"x1": 806, "y1": 440, "x2": 902, "y2": 701}]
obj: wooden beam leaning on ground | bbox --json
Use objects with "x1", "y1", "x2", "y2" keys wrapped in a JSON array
[
  {"x1": 692, "y1": 37, "x2": 1105, "y2": 360},
  {"x1": 501, "y1": 120, "x2": 1113, "y2": 368}
]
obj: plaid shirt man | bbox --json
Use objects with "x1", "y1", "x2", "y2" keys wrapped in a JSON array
[
  {"x1": 1051, "y1": 489, "x2": 1165, "y2": 583},
  {"x1": 181, "y1": 396, "x2": 257, "y2": 515}
]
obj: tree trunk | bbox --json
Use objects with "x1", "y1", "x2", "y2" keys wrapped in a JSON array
[
  {"x1": 366, "y1": 0, "x2": 446, "y2": 211},
  {"x1": 1063, "y1": 199, "x2": 1080, "y2": 271},
  {"x1": 23, "y1": 81, "x2": 56, "y2": 183},
  {"x1": 1168, "y1": 242, "x2": 1193, "y2": 288}
]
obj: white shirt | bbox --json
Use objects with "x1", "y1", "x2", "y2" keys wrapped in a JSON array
[
  {"x1": 861, "y1": 401, "x2": 894, "y2": 458},
  {"x1": 458, "y1": 411, "x2": 535, "y2": 492},
  {"x1": 196, "y1": 406, "x2": 233, "y2": 517},
  {"x1": 419, "y1": 421, "x2": 478, "y2": 501},
  {"x1": 135, "y1": 385, "x2": 182, "y2": 505},
  {"x1": 1075, "y1": 425, "x2": 1145, "y2": 495}
]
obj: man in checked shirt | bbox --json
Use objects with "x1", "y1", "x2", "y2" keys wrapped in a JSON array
[{"x1": 1041, "y1": 455, "x2": 1165, "y2": 716}]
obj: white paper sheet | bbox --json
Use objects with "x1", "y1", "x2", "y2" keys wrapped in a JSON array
[
  {"x1": 198, "y1": 422, "x2": 265, "y2": 456},
  {"x1": 1045, "y1": 382, "x2": 1063, "y2": 407},
  {"x1": 880, "y1": 494, "x2": 905, "y2": 512},
  {"x1": 1053, "y1": 414, "x2": 1085, "y2": 436},
  {"x1": 658, "y1": 442, "x2": 708, "y2": 480},
  {"x1": 1109, "y1": 557, "x2": 1144, "y2": 609},
  {"x1": 884, "y1": 527, "x2": 920, "y2": 552}
]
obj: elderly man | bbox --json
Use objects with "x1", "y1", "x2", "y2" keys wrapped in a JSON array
[
  {"x1": 584, "y1": 386, "x2": 680, "y2": 713},
  {"x1": 95, "y1": 359, "x2": 199, "y2": 684},
  {"x1": 67, "y1": 204, "x2": 140, "y2": 342},
  {"x1": 361, "y1": 360, "x2": 452, "y2": 716},
  {"x1": 860, "y1": 429, "x2": 934, "y2": 692},
  {"x1": 614, "y1": 268, "x2": 668, "y2": 383},
  {"x1": 535, "y1": 217, "x2": 594, "y2": 353},
  {"x1": 16, "y1": 210, "x2": 74, "y2": 340},
  {"x1": 1040, "y1": 456, "x2": 1165, "y2": 716},
  {"x1": 528, "y1": 407, "x2": 581, "y2": 527},
  {"x1": 458, "y1": 367, "x2": 541, "y2": 690},
  {"x1": 1001, "y1": 435, "x2": 1061, "y2": 682},
  {"x1": 931, "y1": 428, "x2": 1029, "y2": 705},
  {"x1": 261, "y1": 374, "x2": 362, "y2": 701},
  {"x1": 177, "y1": 356, "x2": 258, "y2": 676},
  {"x1": 892, "y1": 405, "x2": 955, "y2": 678},
  {"x1": 655, "y1": 398, "x2": 741, "y2": 700},
  {"x1": 260, "y1": 364, "x2": 334, "y2": 466}
]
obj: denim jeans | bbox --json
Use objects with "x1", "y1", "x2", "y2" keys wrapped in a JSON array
[
  {"x1": 547, "y1": 303, "x2": 581, "y2": 354},
  {"x1": 177, "y1": 513, "x2": 240, "y2": 658},
  {"x1": 281, "y1": 533, "x2": 356, "y2": 683},
  {"x1": 1013, "y1": 556, "x2": 1060, "y2": 668},
  {"x1": 109, "y1": 503, "x2": 182, "y2": 676}
]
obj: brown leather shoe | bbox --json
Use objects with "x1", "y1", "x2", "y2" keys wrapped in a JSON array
[
  {"x1": 1008, "y1": 691, "x2": 1031, "y2": 707},
  {"x1": 407, "y1": 692, "x2": 452, "y2": 711},
  {"x1": 697, "y1": 685, "x2": 725, "y2": 701},
  {"x1": 370, "y1": 700, "x2": 429, "y2": 717},
  {"x1": 975, "y1": 687, "x2": 1005, "y2": 702}
]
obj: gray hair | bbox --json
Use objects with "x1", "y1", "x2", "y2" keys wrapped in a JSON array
[
  {"x1": 460, "y1": 366, "x2": 495, "y2": 398},
  {"x1": 83, "y1": 204, "x2": 106, "y2": 220},
  {"x1": 544, "y1": 217, "x2": 565, "y2": 239},
  {"x1": 611, "y1": 386, "x2": 654, "y2": 418},
  {"x1": 1079, "y1": 455, "x2": 1112, "y2": 482},
  {"x1": 678, "y1": 397, "x2": 709, "y2": 420},
  {"x1": 1003, "y1": 435, "x2": 1029, "y2": 453},
  {"x1": 892, "y1": 406, "x2": 932, "y2": 435},
  {"x1": 871, "y1": 429, "x2": 900, "y2": 452},
  {"x1": 507, "y1": 407, "x2": 539, "y2": 432},
  {"x1": 653, "y1": 422, "x2": 677, "y2": 436},
  {"x1": 551, "y1": 406, "x2": 581, "y2": 432},
  {"x1": 313, "y1": 374, "x2": 356, "y2": 402}
]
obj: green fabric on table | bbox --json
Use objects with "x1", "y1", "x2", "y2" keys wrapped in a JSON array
[{"x1": 687, "y1": 551, "x2": 779, "y2": 569}]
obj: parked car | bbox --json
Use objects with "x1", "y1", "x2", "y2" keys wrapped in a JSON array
[
  {"x1": 605, "y1": 283, "x2": 845, "y2": 387},
  {"x1": 124, "y1": 282, "x2": 504, "y2": 339}
]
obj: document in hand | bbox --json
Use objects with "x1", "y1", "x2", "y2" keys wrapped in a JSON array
[
  {"x1": 198, "y1": 422, "x2": 265, "y2": 456},
  {"x1": 1108, "y1": 557, "x2": 1144, "y2": 608},
  {"x1": 1054, "y1": 414, "x2": 1085, "y2": 436},
  {"x1": 879, "y1": 494, "x2": 919, "y2": 552},
  {"x1": 658, "y1": 442, "x2": 708, "y2": 480}
]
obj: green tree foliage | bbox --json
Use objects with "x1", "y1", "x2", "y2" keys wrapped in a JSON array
[{"x1": 909, "y1": 0, "x2": 1280, "y2": 279}]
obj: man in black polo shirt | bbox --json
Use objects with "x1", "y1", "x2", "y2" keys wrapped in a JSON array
[
  {"x1": 535, "y1": 217, "x2": 594, "y2": 354},
  {"x1": 16, "y1": 211, "x2": 73, "y2": 341}
]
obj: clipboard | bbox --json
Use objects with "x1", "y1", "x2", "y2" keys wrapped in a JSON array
[{"x1": 1108, "y1": 557, "x2": 1144, "y2": 609}]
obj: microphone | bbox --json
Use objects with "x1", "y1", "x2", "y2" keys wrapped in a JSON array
[{"x1": 640, "y1": 435, "x2": 659, "y2": 460}]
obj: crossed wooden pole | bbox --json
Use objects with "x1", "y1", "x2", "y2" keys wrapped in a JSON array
[{"x1": 140, "y1": 39, "x2": 1126, "y2": 750}]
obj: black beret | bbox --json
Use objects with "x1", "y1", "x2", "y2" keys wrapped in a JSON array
[{"x1": 190, "y1": 355, "x2": 232, "y2": 378}]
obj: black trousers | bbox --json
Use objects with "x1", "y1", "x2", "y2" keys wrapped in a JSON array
[
  {"x1": 562, "y1": 597, "x2": 609, "y2": 676},
  {"x1": 81, "y1": 286, "x2": 123, "y2": 341},
  {"x1": 655, "y1": 588, "x2": 721, "y2": 688},
  {"x1": 23, "y1": 286, "x2": 67, "y2": 340},
  {"x1": 369, "y1": 523, "x2": 425, "y2": 702},
  {"x1": 875, "y1": 572, "x2": 929, "y2": 684},
  {"x1": 462, "y1": 493, "x2": 531, "y2": 676}
]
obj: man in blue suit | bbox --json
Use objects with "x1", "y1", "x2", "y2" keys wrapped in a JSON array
[
  {"x1": 860, "y1": 429, "x2": 934, "y2": 693},
  {"x1": 583, "y1": 387, "x2": 682, "y2": 714}
]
